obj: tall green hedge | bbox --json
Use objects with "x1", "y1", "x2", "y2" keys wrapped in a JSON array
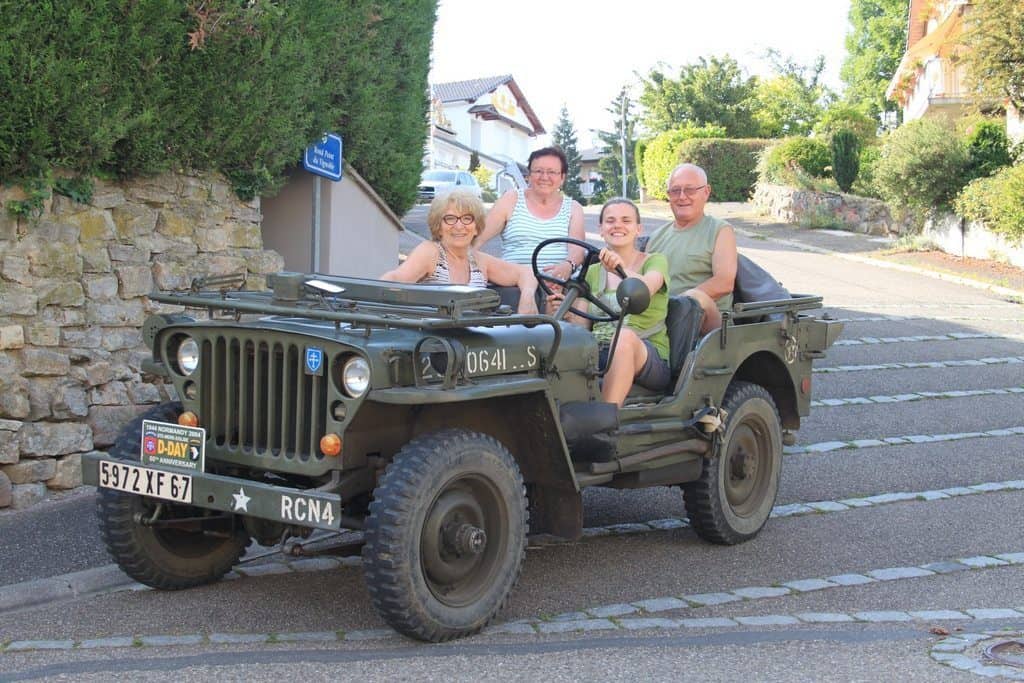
[
  {"x1": 0, "y1": 0, "x2": 435, "y2": 212},
  {"x1": 955, "y1": 163, "x2": 1024, "y2": 243},
  {"x1": 641, "y1": 123, "x2": 726, "y2": 199},
  {"x1": 674, "y1": 138, "x2": 770, "y2": 202}
]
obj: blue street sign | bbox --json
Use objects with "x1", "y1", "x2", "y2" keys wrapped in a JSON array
[{"x1": 303, "y1": 133, "x2": 343, "y2": 181}]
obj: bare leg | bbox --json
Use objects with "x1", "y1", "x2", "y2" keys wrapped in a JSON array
[
  {"x1": 684, "y1": 288, "x2": 722, "y2": 334},
  {"x1": 602, "y1": 328, "x2": 648, "y2": 407}
]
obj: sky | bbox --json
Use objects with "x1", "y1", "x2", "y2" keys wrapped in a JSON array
[{"x1": 429, "y1": 0, "x2": 854, "y2": 149}]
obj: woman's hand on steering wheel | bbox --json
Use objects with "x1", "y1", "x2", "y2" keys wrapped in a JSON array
[{"x1": 531, "y1": 237, "x2": 625, "y2": 322}]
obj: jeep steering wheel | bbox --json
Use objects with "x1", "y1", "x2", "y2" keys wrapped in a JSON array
[{"x1": 531, "y1": 237, "x2": 625, "y2": 322}]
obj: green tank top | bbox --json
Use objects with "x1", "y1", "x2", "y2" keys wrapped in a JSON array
[
  {"x1": 584, "y1": 252, "x2": 670, "y2": 361},
  {"x1": 646, "y1": 214, "x2": 734, "y2": 311}
]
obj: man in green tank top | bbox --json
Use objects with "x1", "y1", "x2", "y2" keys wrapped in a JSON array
[{"x1": 646, "y1": 163, "x2": 737, "y2": 333}]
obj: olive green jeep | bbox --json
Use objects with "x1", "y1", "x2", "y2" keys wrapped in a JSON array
[{"x1": 83, "y1": 238, "x2": 842, "y2": 642}]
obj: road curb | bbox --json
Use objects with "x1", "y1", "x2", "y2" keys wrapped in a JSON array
[{"x1": 0, "y1": 565, "x2": 137, "y2": 613}]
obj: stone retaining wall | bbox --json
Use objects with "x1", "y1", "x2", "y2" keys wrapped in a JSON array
[
  {"x1": 0, "y1": 173, "x2": 284, "y2": 510},
  {"x1": 753, "y1": 182, "x2": 916, "y2": 236}
]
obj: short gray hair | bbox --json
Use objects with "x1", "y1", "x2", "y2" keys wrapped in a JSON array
[{"x1": 666, "y1": 163, "x2": 708, "y2": 188}]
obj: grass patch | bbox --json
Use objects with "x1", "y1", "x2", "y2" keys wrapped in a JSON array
[{"x1": 882, "y1": 234, "x2": 940, "y2": 254}]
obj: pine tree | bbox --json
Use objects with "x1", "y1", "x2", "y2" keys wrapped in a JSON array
[
  {"x1": 594, "y1": 88, "x2": 638, "y2": 199},
  {"x1": 551, "y1": 105, "x2": 583, "y2": 202}
]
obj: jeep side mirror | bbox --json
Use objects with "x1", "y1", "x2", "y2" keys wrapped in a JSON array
[{"x1": 616, "y1": 277, "x2": 650, "y2": 315}]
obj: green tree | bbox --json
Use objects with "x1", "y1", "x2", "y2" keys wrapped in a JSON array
[
  {"x1": 641, "y1": 123, "x2": 727, "y2": 199},
  {"x1": 813, "y1": 102, "x2": 880, "y2": 143},
  {"x1": 593, "y1": 87, "x2": 638, "y2": 199},
  {"x1": 962, "y1": 0, "x2": 1024, "y2": 110},
  {"x1": 551, "y1": 105, "x2": 583, "y2": 202},
  {"x1": 753, "y1": 50, "x2": 832, "y2": 137},
  {"x1": 840, "y1": 0, "x2": 907, "y2": 120},
  {"x1": 639, "y1": 55, "x2": 759, "y2": 137},
  {"x1": 831, "y1": 129, "x2": 862, "y2": 193}
]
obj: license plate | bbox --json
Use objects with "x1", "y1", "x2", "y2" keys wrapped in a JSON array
[{"x1": 97, "y1": 461, "x2": 192, "y2": 503}]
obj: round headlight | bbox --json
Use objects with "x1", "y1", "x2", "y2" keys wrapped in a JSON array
[
  {"x1": 177, "y1": 337, "x2": 199, "y2": 376},
  {"x1": 341, "y1": 357, "x2": 370, "y2": 397}
]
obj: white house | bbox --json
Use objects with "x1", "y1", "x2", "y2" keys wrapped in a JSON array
[{"x1": 427, "y1": 75, "x2": 546, "y2": 187}]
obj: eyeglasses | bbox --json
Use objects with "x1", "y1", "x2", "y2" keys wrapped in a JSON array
[
  {"x1": 529, "y1": 169, "x2": 563, "y2": 177},
  {"x1": 441, "y1": 214, "x2": 476, "y2": 226},
  {"x1": 667, "y1": 185, "x2": 707, "y2": 198}
]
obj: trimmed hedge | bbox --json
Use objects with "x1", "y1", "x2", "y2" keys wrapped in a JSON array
[
  {"x1": 955, "y1": 163, "x2": 1024, "y2": 243},
  {"x1": 641, "y1": 123, "x2": 726, "y2": 199},
  {"x1": 673, "y1": 138, "x2": 770, "y2": 202},
  {"x1": 0, "y1": 0, "x2": 435, "y2": 212},
  {"x1": 758, "y1": 137, "x2": 831, "y2": 184}
]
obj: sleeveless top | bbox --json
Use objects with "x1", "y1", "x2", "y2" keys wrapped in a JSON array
[
  {"x1": 501, "y1": 189, "x2": 572, "y2": 266},
  {"x1": 421, "y1": 243, "x2": 487, "y2": 287},
  {"x1": 584, "y1": 253, "x2": 671, "y2": 361},
  {"x1": 646, "y1": 214, "x2": 734, "y2": 311}
]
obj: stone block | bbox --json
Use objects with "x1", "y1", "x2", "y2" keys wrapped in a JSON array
[
  {"x1": 10, "y1": 482, "x2": 46, "y2": 509},
  {"x1": 23, "y1": 323, "x2": 60, "y2": 347},
  {"x1": 101, "y1": 327, "x2": 144, "y2": 352},
  {"x1": 80, "y1": 243, "x2": 113, "y2": 273},
  {"x1": 227, "y1": 222, "x2": 262, "y2": 249},
  {"x1": 0, "y1": 283, "x2": 38, "y2": 315},
  {"x1": 127, "y1": 381, "x2": 162, "y2": 404},
  {"x1": 107, "y1": 244, "x2": 151, "y2": 263},
  {"x1": 47, "y1": 453, "x2": 82, "y2": 489},
  {"x1": 3, "y1": 458, "x2": 56, "y2": 484},
  {"x1": 152, "y1": 260, "x2": 194, "y2": 291},
  {"x1": 156, "y1": 210, "x2": 195, "y2": 238},
  {"x1": 90, "y1": 381, "x2": 129, "y2": 406},
  {"x1": 112, "y1": 203, "x2": 159, "y2": 238},
  {"x1": 116, "y1": 265, "x2": 153, "y2": 298},
  {"x1": 73, "y1": 209, "x2": 116, "y2": 241},
  {"x1": 194, "y1": 228, "x2": 229, "y2": 252},
  {"x1": 84, "y1": 275, "x2": 120, "y2": 300},
  {"x1": 0, "y1": 325, "x2": 25, "y2": 350},
  {"x1": 85, "y1": 299, "x2": 146, "y2": 326},
  {"x1": 138, "y1": 232, "x2": 197, "y2": 256},
  {"x1": 27, "y1": 378, "x2": 58, "y2": 421},
  {"x1": 1, "y1": 255, "x2": 31, "y2": 286},
  {"x1": 61, "y1": 326, "x2": 104, "y2": 349},
  {"x1": 37, "y1": 281, "x2": 85, "y2": 307},
  {"x1": 91, "y1": 186, "x2": 126, "y2": 210},
  {"x1": 26, "y1": 238, "x2": 83, "y2": 278},
  {"x1": 82, "y1": 361, "x2": 131, "y2": 387},
  {"x1": 242, "y1": 249, "x2": 285, "y2": 275},
  {"x1": 52, "y1": 383, "x2": 89, "y2": 419},
  {"x1": 21, "y1": 348, "x2": 71, "y2": 376},
  {"x1": 0, "y1": 375, "x2": 30, "y2": 420},
  {"x1": 0, "y1": 471, "x2": 11, "y2": 507},
  {"x1": 19, "y1": 422, "x2": 93, "y2": 456},
  {"x1": 87, "y1": 405, "x2": 143, "y2": 448},
  {"x1": 1, "y1": 431, "x2": 19, "y2": 465},
  {"x1": 200, "y1": 254, "x2": 247, "y2": 279}
]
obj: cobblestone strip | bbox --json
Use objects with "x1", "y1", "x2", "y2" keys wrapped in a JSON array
[
  {"x1": 833, "y1": 332, "x2": 1024, "y2": 347},
  {"x1": 930, "y1": 630, "x2": 1024, "y2": 680},
  {"x1": 5, "y1": 602, "x2": 1024, "y2": 653},
  {"x1": 834, "y1": 315, "x2": 1024, "y2": 323},
  {"x1": 810, "y1": 386, "x2": 1024, "y2": 408},
  {"x1": 814, "y1": 356, "x2": 1024, "y2": 374},
  {"x1": 786, "y1": 426, "x2": 1024, "y2": 455}
]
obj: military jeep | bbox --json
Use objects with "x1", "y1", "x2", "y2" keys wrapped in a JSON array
[{"x1": 84, "y1": 238, "x2": 842, "y2": 642}]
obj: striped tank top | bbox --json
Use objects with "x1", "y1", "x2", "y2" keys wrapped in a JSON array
[
  {"x1": 501, "y1": 190, "x2": 572, "y2": 266},
  {"x1": 421, "y1": 243, "x2": 487, "y2": 287}
]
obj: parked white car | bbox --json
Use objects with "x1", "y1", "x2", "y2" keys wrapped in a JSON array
[{"x1": 418, "y1": 169, "x2": 481, "y2": 201}]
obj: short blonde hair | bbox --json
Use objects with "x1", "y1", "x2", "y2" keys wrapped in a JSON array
[{"x1": 427, "y1": 188, "x2": 486, "y2": 241}]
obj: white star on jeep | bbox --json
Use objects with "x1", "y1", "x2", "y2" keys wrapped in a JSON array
[{"x1": 232, "y1": 487, "x2": 251, "y2": 512}]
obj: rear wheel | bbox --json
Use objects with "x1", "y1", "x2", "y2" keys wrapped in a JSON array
[
  {"x1": 683, "y1": 382, "x2": 782, "y2": 545},
  {"x1": 96, "y1": 402, "x2": 249, "y2": 589},
  {"x1": 362, "y1": 429, "x2": 528, "y2": 642}
]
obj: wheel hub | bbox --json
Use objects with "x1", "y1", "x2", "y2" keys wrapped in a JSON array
[{"x1": 445, "y1": 522, "x2": 487, "y2": 557}]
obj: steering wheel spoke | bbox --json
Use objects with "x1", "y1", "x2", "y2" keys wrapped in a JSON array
[{"x1": 531, "y1": 238, "x2": 619, "y2": 323}]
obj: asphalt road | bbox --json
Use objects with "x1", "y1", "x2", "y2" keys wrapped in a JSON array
[{"x1": 2, "y1": 204, "x2": 1024, "y2": 680}]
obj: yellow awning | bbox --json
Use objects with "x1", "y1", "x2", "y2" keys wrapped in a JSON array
[{"x1": 886, "y1": 5, "x2": 967, "y2": 102}]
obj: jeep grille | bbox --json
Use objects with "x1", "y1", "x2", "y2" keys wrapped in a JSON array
[{"x1": 200, "y1": 335, "x2": 328, "y2": 462}]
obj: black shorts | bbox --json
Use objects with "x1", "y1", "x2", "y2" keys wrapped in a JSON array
[{"x1": 598, "y1": 339, "x2": 671, "y2": 392}]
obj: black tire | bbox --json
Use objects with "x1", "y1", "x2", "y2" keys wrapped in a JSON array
[
  {"x1": 683, "y1": 381, "x2": 782, "y2": 545},
  {"x1": 96, "y1": 402, "x2": 249, "y2": 589},
  {"x1": 362, "y1": 429, "x2": 528, "y2": 642}
]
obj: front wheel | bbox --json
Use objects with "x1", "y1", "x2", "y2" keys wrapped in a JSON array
[
  {"x1": 683, "y1": 382, "x2": 782, "y2": 545},
  {"x1": 362, "y1": 429, "x2": 528, "y2": 642},
  {"x1": 96, "y1": 402, "x2": 250, "y2": 589}
]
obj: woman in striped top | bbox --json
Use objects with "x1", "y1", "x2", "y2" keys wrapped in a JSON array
[
  {"x1": 380, "y1": 189, "x2": 539, "y2": 314},
  {"x1": 477, "y1": 147, "x2": 586, "y2": 281}
]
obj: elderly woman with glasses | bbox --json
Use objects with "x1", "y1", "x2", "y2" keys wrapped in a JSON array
[
  {"x1": 381, "y1": 188, "x2": 539, "y2": 314},
  {"x1": 477, "y1": 146, "x2": 586, "y2": 281}
]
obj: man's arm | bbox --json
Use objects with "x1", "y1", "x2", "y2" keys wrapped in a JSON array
[{"x1": 694, "y1": 224, "x2": 737, "y2": 300}]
